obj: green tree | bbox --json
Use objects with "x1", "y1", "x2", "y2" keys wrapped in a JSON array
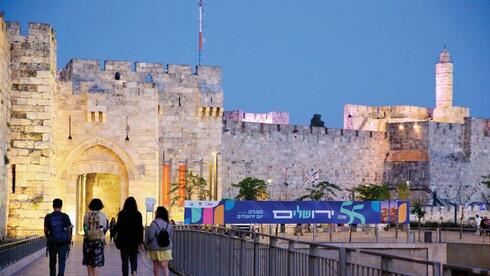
[
  {"x1": 232, "y1": 177, "x2": 269, "y2": 200},
  {"x1": 395, "y1": 183, "x2": 410, "y2": 200},
  {"x1": 354, "y1": 183, "x2": 391, "y2": 200},
  {"x1": 411, "y1": 195, "x2": 426, "y2": 240},
  {"x1": 297, "y1": 181, "x2": 341, "y2": 201},
  {"x1": 170, "y1": 171, "x2": 209, "y2": 205}
]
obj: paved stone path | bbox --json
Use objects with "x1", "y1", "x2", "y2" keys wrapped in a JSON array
[{"x1": 13, "y1": 238, "x2": 172, "y2": 276}]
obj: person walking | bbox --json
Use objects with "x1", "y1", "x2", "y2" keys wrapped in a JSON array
[
  {"x1": 82, "y1": 198, "x2": 108, "y2": 276},
  {"x1": 145, "y1": 206, "x2": 173, "y2": 276},
  {"x1": 44, "y1": 198, "x2": 73, "y2": 276},
  {"x1": 109, "y1": 217, "x2": 116, "y2": 244},
  {"x1": 475, "y1": 214, "x2": 482, "y2": 235},
  {"x1": 116, "y1": 197, "x2": 144, "y2": 276}
]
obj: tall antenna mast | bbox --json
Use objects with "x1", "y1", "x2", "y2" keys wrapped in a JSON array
[{"x1": 198, "y1": 0, "x2": 204, "y2": 65}]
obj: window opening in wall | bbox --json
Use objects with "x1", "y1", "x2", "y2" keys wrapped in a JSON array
[
  {"x1": 144, "y1": 74, "x2": 153, "y2": 83},
  {"x1": 98, "y1": 112, "x2": 103, "y2": 122},
  {"x1": 216, "y1": 107, "x2": 220, "y2": 117},
  {"x1": 210, "y1": 97, "x2": 213, "y2": 103},
  {"x1": 484, "y1": 121, "x2": 490, "y2": 137},
  {"x1": 178, "y1": 97, "x2": 181, "y2": 107},
  {"x1": 201, "y1": 107, "x2": 206, "y2": 117},
  {"x1": 68, "y1": 115, "x2": 72, "y2": 139},
  {"x1": 242, "y1": 113, "x2": 245, "y2": 119},
  {"x1": 115, "y1": 72, "x2": 121, "y2": 80},
  {"x1": 12, "y1": 164, "x2": 16, "y2": 193},
  {"x1": 91, "y1": 112, "x2": 96, "y2": 122},
  {"x1": 158, "y1": 105, "x2": 161, "y2": 115}
]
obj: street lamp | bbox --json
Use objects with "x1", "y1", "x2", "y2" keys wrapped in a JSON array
[{"x1": 267, "y1": 178, "x2": 273, "y2": 200}]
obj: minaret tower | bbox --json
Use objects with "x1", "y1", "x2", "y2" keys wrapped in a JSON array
[
  {"x1": 433, "y1": 47, "x2": 460, "y2": 123},
  {"x1": 435, "y1": 47, "x2": 453, "y2": 109}
]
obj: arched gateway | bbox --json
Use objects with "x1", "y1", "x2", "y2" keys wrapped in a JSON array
[{"x1": 58, "y1": 138, "x2": 137, "y2": 234}]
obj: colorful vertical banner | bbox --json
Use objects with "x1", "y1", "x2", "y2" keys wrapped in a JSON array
[
  {"x1": 184, "y1": 200, "x2": 410, "y2": 225},
  {"x1": 161, "y1": 164, "x2": 171, "y2": 206},
  {"x1": 178, "y1": 164, "x2": 187, "y2": 207}
]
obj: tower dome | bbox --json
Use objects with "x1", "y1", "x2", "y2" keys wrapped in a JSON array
[{"x1": 439, "y1": 47, "x2": 451, "y2": 63}]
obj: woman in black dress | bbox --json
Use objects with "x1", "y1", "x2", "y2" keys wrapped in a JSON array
[{"x1": 116, "y1": 197, "x2": 144, "y2": 276}]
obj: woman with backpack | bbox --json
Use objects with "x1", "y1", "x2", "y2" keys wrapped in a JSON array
[
  {"x1": 115, "y1": 197, "x2": 144, "y2": 276},
  {"x1": 82, "y1": 198, "x2": 108, "y2": 276},
  {"x1": 145, "y1": 206, "x2": 173, "y2": 276}
]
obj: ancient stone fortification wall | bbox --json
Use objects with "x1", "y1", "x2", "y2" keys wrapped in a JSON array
[
  {"x1": 224, "y1": 110, "x2": 289, "y2": 125},
  {"x1": 6, "y1": 22, "x2": 56, "y2": 236},
  {"x1": 344, "y1": 104, "x2": 431, "y2": 132},
  {"x1": 221, "y1": 121, "x2": 390, "y2": 199},
  {"x1": 55, "y1": 59, "x2": 223, "y2": 226},
  {"x1": 384, "y1": 121, "x2": 430, "y2": 189},
  {"x1": 0, "y1": 14, "x2": 11, "y2": 237},
  {"x1": 156, "y1": 63, "x2": 223, "y2": 202}
]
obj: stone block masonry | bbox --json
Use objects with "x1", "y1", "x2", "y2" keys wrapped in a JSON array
[
  {"x1": 5, "y1": 21, "x2": 56, "y2": 237},
  {"x1": 221, "y1": 121, "x2": 390, "y2": 199},
  {"x1": 0, "y1": 13, "x2": 11, "y2": 237},
  {"x1": 0, "y1": 16, "x2": 489, "y2": 237}
]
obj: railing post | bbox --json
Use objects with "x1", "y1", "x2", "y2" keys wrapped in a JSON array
[
  {"x1": 339, "y1": 247, "x2": 347, "y2": 276},
  {"x1": 287, "y1": 240, "x2": 294, "y2": 276},
  {"x1": 381, "y1": 256, "x2": 394, "y2": 275},
  {"x1": 329, "y1": 224, "x2": 333, "y2": 241},
  {"x1": 437, "y1": 227, "x2": 442, "y2": 243},
  {"x1": 313, "y1": 223, "x2": 317, "y2": 243},
  {"x1": 239, "y1": 237, "x2": 245, "y2": 276},
  {"x1": 407, "y1": 224, "x2": 411, "y2": 243},
  {"x1": 375, "y1": 224, "x2": 379, "y2": 242},
  {"x1": 253, "y1": 232, "x2": 260, "y2": 276},
  {"x1": 432, "y1": 262, "x2": 442, "y2": 276},
  {"x1": 308, "y1": 244, "x2": 319, "y2": 276},
  {"x1": 268, "y1": 236, "x2": 277, "y2": 276}
]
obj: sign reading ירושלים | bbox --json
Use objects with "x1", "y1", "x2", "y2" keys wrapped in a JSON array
[{"x1": 184, "y1": 200, "x2": 409, "y2": 225}]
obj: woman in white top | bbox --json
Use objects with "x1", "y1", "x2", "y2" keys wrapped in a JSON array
[{"x1": 82, "y1": 198, "x2": 108, "y2": 276}]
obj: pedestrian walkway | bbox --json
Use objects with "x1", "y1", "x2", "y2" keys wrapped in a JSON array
[{"x1": 13, "y1": 238, "x2": 171, "y2": 276}]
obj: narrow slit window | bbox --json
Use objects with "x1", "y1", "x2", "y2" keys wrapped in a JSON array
[
  {"x1": 98, "y1": 111, "x2": 103, "y2": 122},
  {"x1": 216, "y1": 107, "x2": 221, "y2": 117},
  {"x1": 91, "y1": 112, "x2": 96, "y2": 122},
  {"x1": 12, "y1": 164, "x2": 16, "y2": 193},
  {"x1": 158, "y1": 105, "x2": 161, "y2": 115},
  {"x1": 178, "y1": 97, "x2": 181, "y2": 107}
]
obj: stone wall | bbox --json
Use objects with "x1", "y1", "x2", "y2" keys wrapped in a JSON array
[
  {"x1": 384, "y1": 121, "x2": 430, "y2": 189},
  {"x1": 344, "y1": 104, "x2": 431, "y2": 132},
  {"x1": 224, "y1": 110, "x2": 289, "y2": 125},
  {"x1": 54, "y1": 59, "x2": 223, "y2": 228},
  {"x1": 0, "y1": 14, "x2": 11, "y2": 237},
  {"x1": 221, "y1": 121, "x2": 390, "y2": 199},
  {"x1": 6, "y1": 22, "x2": 57, "y2": 236}
]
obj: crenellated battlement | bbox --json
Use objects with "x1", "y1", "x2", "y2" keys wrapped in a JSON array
[
  {"x1": 60, "y1": 58, "x2": 221, "y2": 81},
  {"x1": 6, "y1": 21, "x2": 55, "y2": 38},
  {"x1": 222, "y1": 120, "x2": 387, "y2": 142}
]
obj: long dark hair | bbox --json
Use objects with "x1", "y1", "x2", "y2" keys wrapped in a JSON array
[
  {"x1": 155, "y1": 206, "x2": 169, "y2": 222},
  {"x1": 122, "y1": 196, "x2": 138, "y2": 213}
]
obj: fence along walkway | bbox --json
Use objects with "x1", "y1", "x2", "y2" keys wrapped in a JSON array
[{"x1": 172, "y1": 225, "x2": 490, "y2": 276}]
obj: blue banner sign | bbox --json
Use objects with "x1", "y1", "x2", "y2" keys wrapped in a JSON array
[{"x1": 184, "y1": 200, "x2": 409, "y2": 225}]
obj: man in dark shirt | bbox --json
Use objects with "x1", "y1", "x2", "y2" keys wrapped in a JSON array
[{"x1": 44, "y1": 198, "x2": 72, "y2": 276}]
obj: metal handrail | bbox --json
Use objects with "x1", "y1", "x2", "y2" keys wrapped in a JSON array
[
  {"x1": 0, "y1": 236, "x2": 46, "y2": 269},
  {"x1": 174, "y1": 225, "x2": 490, "y2": 276}
]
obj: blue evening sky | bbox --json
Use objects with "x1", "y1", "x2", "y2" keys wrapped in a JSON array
[{"x1": 1, "y1": 0, "x2": 489, "y2": 127}]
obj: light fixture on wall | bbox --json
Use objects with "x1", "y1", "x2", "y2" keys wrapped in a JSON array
[{"x1": 125, "y1": 116, "x2": 130, "y2": 141}]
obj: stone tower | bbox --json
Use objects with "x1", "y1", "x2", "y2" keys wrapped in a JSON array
[
  {"x1": 432, "y1": 47, "x2": 469, "y2": 123},
  {"x1": 6, "y1": 22, "x2": 57, "y2": 236},
  {"x1": 435, "y1": 47, "x2": 453, "y2": 109}
]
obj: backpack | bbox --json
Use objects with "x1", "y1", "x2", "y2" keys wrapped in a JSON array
[
  {"x1": 48, "y1": 212, "x2": 68, "y2": 244},
  {"x1": 154, "y1": 221, "x2": 170, "y2": 247},
  {"x1": 86, "y1": 212, "x2": 104, "y2": 241}
]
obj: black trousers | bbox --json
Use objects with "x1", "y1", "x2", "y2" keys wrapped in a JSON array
[
  {"x1": 120, "y1": 248, "x2": 138, "y2": 276},
  {"x1": 48, "y1": 243, "x2": 69, "y2": 276}
]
